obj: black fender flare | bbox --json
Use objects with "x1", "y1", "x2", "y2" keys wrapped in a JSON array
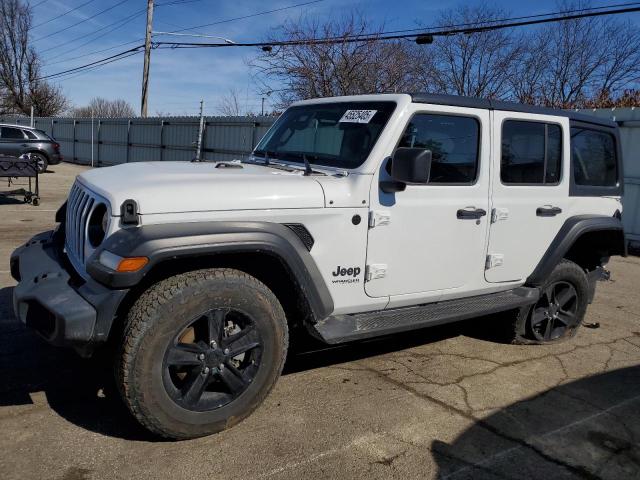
[
  {"x1": 87, "y1": 221, "x2": 334, "y2": 321},
  {"x1": 526, "y1": 215, "x2": 626, "y2": 286}
]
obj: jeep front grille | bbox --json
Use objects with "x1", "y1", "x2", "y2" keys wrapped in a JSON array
[{"x1": 65, "y1": 182, "x2": 95, "y2": 267}]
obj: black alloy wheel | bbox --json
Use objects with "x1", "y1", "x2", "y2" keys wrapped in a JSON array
[
  {"x1": 529, "y1": 281, "x2": 580, "y2": 342},
  {"x1": 118, "y1": 268, "x2": 288, "y2": 439},
  {"x1": 163, "y1": 308, "x2": 263, "y2": 412}
]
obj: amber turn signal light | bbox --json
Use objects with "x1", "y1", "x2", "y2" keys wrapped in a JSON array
[{"x1": 116, "y1": 257, "x2": 149, "y2": 272}]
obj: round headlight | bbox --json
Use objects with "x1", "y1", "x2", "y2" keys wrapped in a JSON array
[{"x1": 88, "y1": 203, "x2": 108, "y2": 247}]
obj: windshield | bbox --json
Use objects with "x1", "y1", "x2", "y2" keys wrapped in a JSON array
[{"x1": 253, "y1": 101, "x2": 396, "y2": 169}]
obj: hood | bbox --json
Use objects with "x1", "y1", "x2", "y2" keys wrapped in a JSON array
[{"x1": 77, "y1": 161, "x2": 326, "y2": 215}]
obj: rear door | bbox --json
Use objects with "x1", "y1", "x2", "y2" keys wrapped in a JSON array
[
  {"x1": 0, "y1": 126, "x2": 27, "y2": 157},
  {"x1": 485, "y1": 112, "x2": 570, "y2": 282}
]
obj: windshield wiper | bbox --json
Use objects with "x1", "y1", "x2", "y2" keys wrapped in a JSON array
[
  {"x1": 302, "y1": 154, "x2": 312, "y2": 176},
  {"x1": 252, "y1": 149, "x2": 275, "y2": 166},
  {"x1": 252, "y1": 150, "x2": 327, "y2": 175}
]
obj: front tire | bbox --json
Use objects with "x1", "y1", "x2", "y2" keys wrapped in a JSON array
[
  {"x1": 117, "y1": 268, "x2": 288, "y2": 439},
  {"x1": 513, "y1": 260, "x2": 589, "y2": 344}
]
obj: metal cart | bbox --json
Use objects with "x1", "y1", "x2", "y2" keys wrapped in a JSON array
[{"x1": 0, "y1": 154, "x2": 40, "y2": 205}]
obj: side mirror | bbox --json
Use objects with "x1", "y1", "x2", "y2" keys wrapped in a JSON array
[{"x1": 381, "y1": 148, "x2": 432, "y2": 193}]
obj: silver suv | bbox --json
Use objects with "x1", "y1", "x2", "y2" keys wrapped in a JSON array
[{"x1": 0, "y1": 124, "x2": 63, "y2": 172}]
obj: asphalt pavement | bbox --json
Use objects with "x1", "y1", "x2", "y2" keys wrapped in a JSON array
[{"x1": 1, "y1": 163, "x2": 639, "y2": 480}]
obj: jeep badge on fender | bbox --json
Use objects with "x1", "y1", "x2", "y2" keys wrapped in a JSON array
[
  {"x1": 332, "y1": 266, "x2": 361, "y2": 277},
  {"x1": 10, "y1": 93, "x2": 626, "y2": 440}
]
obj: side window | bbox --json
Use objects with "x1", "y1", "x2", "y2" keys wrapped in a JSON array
[
  {"x1": 571, "y1": 127, "x2": 617, "y2": 187},
  {"x1": 23, "y1": 130, "x2": 37, "y2": 140},
  {"x1": 398, "y1": 114, "x2": 479, "y2": 183},
  {"x1": 501, "y1": 121, "x2": 562, "y2": 185},
  {"x1": 1, "y1": 127, "x2": 26, "y2": 140}
]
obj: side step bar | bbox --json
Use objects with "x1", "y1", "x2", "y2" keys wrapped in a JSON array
[{"x1": 313, "y1": 287, "x2": 539, "y2": 344}]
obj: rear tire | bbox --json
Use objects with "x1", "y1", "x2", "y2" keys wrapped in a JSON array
[
  {"x1": 512, "y1": 260, "x2": 589, "y2": 344},
  {"x1": 116, "y1": 268, "x2": 288, "y2": 439}
]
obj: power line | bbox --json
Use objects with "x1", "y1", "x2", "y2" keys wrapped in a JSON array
[
  {"x1": 160, "y1": 0, "x2": 325, "y2": 34},
  {"x1": 39, "y1": 3, "x2": 640, "y2": 84},
  {"x1": 34, "y1": 0, "x2": 130, "y2": 42},
  {"x1": 32, "y1": 0, "x2": 98, "y2": 29},
  {"x1": 30, "y1": 0, "x2": 49, "y2": 9},
  {"x1": 39, "y1": 6, "x2": 145, "y2": 54},
  {"x1": 46, "y1": 38, "x2": 144, "y2": 67},
  {"x1": 38, "y1": 46, "x2": 144, "y2": 80},
  {"x1": 350, "y1": 1, "x2": 640, "y2": 39},
  {"x1": 159, "y1": 0, "x2": 207, "y2": 5},
  {"x1": 48, "y1": 50, "x2": 142, "y2": 82},
  {"x1": 38, "y1": 0, "x2": 201, "y2": 62},
  {"x1": 153, "y1": 5, "x2": 640, "y2": 49},
  {"x1": 45, "y1": 11, "x2": 146, "y2": 57}
]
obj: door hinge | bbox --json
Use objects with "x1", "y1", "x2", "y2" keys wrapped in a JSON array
[
  {"x1": 368, "y1": 210, "x2": 391, "y2": 228},
  {"x1": 491, "y1": 207, "x2": 509, "y2": 223},
  {"x1": 485, "y1": 254, "x2": 504, "y2": 270},
  {"x1": 365, "y1": 264, "x2": 387, "y2": 281}
]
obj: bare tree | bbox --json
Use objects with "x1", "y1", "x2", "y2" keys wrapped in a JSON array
[
  {"x1": 0, "y1": 0, "x2": 68, "y2": 115},
  {"x1": 72, "y1": 97, "x2": 136, "y2": 118},
  {"x1": 511, "y1": 1, "x2": 640, "y2": 107},
  {"x1": 250, "y1": 4, "x2": 640, "y2": 109},
  {"x1": 216, "y1": 88, "x2": 243, "y2": 116},
  {"x1": 251, "y1": 11, "x2": 417, "y2": 107},
  {"x1": 413, "y1": 6, "x2": 524, "y2": 98}
]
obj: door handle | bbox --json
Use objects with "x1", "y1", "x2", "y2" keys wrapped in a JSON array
[
  {"x1": 536, "y1": 206, "x2": 562, "y2": 217},
  {"x1": 21, "y1": 144, "x2": 28, "y2": 147},
  {"x1": 457, "y1": 207, "x2": 487, "y2": 220}
]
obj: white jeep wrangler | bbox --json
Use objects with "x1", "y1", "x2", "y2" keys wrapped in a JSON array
[{"x1": 11, "y1": 93, "x2": 626, "y2": 439}]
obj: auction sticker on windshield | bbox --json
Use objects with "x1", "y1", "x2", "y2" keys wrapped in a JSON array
[{"x1": 339, "y1": 110, "x2": 377, "y2": 124}]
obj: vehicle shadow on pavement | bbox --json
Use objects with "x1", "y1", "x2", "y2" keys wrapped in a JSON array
[
  {"x1": 432, "y1": 364, "x2": 640, "y2": 479},
  {"x1": 0, "y1": 285, "x2": 496, "y2": 442},
  {"x1": 0, "y1": 286, "x2": 156, "y2": 441}
]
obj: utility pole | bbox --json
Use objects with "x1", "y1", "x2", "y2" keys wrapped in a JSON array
[
  {"x1": 141, "y1": 0, "x2": 154, "y2": 118},
  {"x1": 30, "y1": 106, "x2": 34, "y2": 128},
  {"x1": 195, "y1": 99, "x2": 205, "y2": 161}
]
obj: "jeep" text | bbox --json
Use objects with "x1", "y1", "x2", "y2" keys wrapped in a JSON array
[{"x1": 332, "y1": 266, "x2": 361, "y2": 278}]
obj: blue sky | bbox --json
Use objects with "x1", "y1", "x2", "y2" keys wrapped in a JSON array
[{"x1": 31, "y1": 0, "x2": 640, "y2": 116}]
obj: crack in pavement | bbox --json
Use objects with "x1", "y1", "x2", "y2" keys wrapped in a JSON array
[
  {"x1": 358, "y1": 359, "x2": 640, "y2": 480},
  {"x1": 350, "y1": 332, "x2": 640, "y2": 480}
]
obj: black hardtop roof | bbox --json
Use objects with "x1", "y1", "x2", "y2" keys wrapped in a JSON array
[{"x1": 409, "y1": 93, "x2": 617, "y2": 128}]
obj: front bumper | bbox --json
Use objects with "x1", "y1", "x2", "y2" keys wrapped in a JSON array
[{"x1": 11, "y1": 231, "x2": 127, "y2": 352}]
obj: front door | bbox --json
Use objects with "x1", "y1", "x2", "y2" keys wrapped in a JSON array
[
  {"x1": 485, "y1": 112, "x2": 570, "y2": 283},
  {"x1": 365, "y1": 106, "x2": 491, "y2": 306}
]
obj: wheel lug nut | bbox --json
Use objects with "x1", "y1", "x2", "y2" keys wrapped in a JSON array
[
  {"x1": 219, "y1": 363, "x2": 225, "y2": 371},
  {"x1": 203, "y1": 367, "x2": 210, "y2": 374},
  {"x1": 223, "y1": 348, "x2": 229, "y2": 355},
  {"x1": 211, "y1": 341, "x2": 217, "y2": 348},
  {"x1": 198, "y1": 353, "x2": 205, "y2": 360}
]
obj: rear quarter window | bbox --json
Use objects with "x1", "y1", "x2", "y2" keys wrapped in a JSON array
[{"x1": 571, "y1": 127, "x2": 617, "y2": 187}]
